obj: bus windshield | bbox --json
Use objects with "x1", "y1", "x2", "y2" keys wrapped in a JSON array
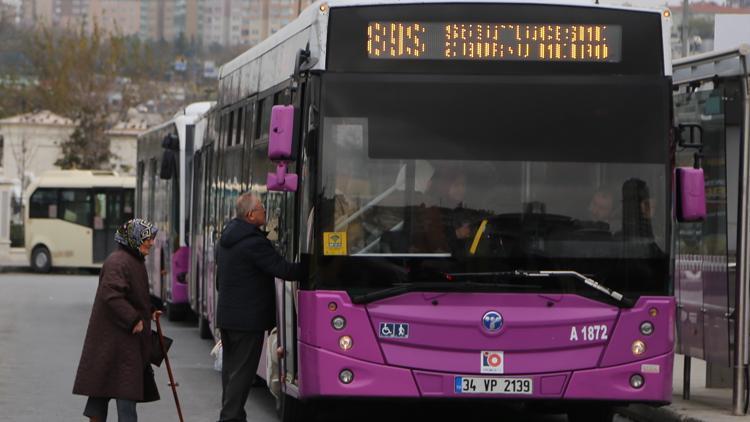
[{"x1": 315, "y1": 73, "x2": 670, "y2": 300}]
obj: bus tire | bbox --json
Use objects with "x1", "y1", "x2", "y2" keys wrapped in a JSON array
[
  {"x1": 166, "y1": 302, "x2": 186, "y2": 321},
  {"x1": 567, "y1": 405, "x2": 615, "y2": 422},
  {"x1": 275, "y1": 391, "x2": 304, "y2": 422},
  {"x1": 31, "y1": 246, "x2": 52, "y2": 273},
  {"x1": 199, "y1": 316, "x2": 212, "y2": 339}
]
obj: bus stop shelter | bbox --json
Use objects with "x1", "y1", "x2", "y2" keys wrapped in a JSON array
[{"x1": 672, "y1": 44, "x2": 750, "y2": 415}]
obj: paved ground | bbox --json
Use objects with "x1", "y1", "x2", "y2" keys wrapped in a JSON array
[
  {"x1": 0, "y1": 272, "x2": 636, "y2": 422},
  {"x1": 0, "y1": 273, "x2": 273, "y2": 422},
  {"x1": 623, "y1": 354, "x2": 750, "y2": 422}
]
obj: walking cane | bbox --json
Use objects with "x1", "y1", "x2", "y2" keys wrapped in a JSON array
[{"x1": 155, "y1": 313, "x2": 185, "y2": 422}]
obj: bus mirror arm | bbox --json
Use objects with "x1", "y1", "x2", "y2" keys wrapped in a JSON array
[
  {"x1": 268, "y1": 162, "x2": 298, "y2": 192},
  {"x1": 676, "y1": 123, "x2": 703, "y2": 149},
  {"x1": 292, "y1": 45, "x2": 317, "y2": 83}
]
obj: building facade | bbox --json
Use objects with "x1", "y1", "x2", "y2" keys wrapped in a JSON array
[
  {"x1": 197, "y1": 0, "x2": 311, "y2": 47},
  {"x1": 669, "y1": 1, "x2": 750, "y2": 58},
  {"x1": 21, "y1": 0, "x2": 313, "y2": 44},
  {"x1": 0, "y1": 0, "x2": 20, "y2": 23},
  {"x1": 137, "y1": 0, "x2": 199, "y2": 42},
  {"x1": 0, "y1": 111, "x2": 142, "y2": 195},
  {"x1": 22, "y1": 0, "x2": 141, "y2": 36},
  {"x1": 95, "y1": 0, "x2": 142, "y2": 36}
]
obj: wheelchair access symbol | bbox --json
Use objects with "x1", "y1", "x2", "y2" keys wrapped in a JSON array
[{"x1": 379, "y1": 322, "x2": 409, "y2": 339}]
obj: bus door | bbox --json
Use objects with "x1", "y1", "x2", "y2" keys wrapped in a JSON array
[
  {"x1": 92, "y1": 189, "x2": 131, "y2": 263},
  {"x1": 278, "y1": 78, "x2": 312, "y2": 387},
  {"x1": 674, "y1": 86, "x2": 732, "y2": 369}
]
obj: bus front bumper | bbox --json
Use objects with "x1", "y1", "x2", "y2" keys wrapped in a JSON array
[{"x1": 298, "y1": 342, "x2": 673, "y2": 402}]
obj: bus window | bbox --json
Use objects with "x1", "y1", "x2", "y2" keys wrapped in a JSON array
[
  {"x1": 226, "y1": 111, "x2": 235, "y2": 146},
  {"x1": 257, "y1": 98, "x2": 273, "y2": 144},
  {"x1": 124, "y1": 189, "x2": 134, "y2": 220},
  {"x1": 235, "y1": 107, "x2": 244, "y2": 146},
  {"x1": 59, "y1": 189, "x2": 92, "y2": 226},
  {"x1": 30, "y1": 189, "x2": 58, "y2": 218},
  {"x1": 94, "y1": 193, "x2": 107, "y2": 229},
  {"x1": 255, "y1": 98, "x2": 265, "y2": 140},
  {"x1": 136, "y1": 161, "x2": 145, "y2": 215},
  {"x1": 149, "y1": 159, "x2": 157, "y2": 220}
]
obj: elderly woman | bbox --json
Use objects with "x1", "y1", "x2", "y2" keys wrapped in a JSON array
[{"x1": 73, "y1": 218, "x2": 161, "y2": 422}]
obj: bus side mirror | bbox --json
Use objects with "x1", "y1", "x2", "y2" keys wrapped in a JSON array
[
  {"x1": 267, "y1": 105, "x2": 298, "y2": 192},
  {"x1": 268, "y1": 105, "x2": 295, "y2": 160},
  {"x1": 675, "y1": 167, "x2": 706, "y2": 222}
]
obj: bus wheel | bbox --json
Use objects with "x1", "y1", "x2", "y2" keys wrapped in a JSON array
[
  {"x1": 276, "y1": 391, "x2": 305, "y2": 422},
  {"x1": 567, "y1": 405, "x2": 615, "y2": 422},
  {"x1": 31, "y1": 246, "x2": 52, "y2": 273},
  {"x1": 199, "y1": 316, "x2": 212, "y2": 339},
  {"x1": 166, "y1": 302, "x2": 186, "y2": 321}
]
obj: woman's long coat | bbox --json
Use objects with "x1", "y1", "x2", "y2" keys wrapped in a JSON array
[{"x1": 73, "y1": 247, "x2": 157, "y2": 402}]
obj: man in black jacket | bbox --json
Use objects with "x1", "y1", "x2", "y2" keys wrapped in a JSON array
[{"x1": 216, "y1": 192, "x2": 303, "y2": 422}]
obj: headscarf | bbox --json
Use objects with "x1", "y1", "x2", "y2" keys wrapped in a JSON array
[{"x1": 115, "y1": 218, "x2": 158, "y2": 255}]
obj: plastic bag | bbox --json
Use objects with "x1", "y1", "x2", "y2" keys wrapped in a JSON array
[
  {"x1": 266, "y1": 328, "x2": 280, "y2": 398},
  {"x1": 210, "y1": 340, "x2": 223, "y2": 372}
]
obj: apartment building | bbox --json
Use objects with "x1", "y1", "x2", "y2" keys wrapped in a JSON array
[
  {"x1": 21, "y1": 0, "x2": 311, "y2": 45},
  {"x1": 198, "y1": 0, "x2": 311, "y2": 47}
]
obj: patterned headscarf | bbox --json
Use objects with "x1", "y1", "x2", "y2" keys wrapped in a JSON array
[{"x1": 115, "y1": 218, "x2": 158, "y2": 253}]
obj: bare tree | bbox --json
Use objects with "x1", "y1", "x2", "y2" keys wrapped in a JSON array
[
  {"x1": 26, "y1": 24, "x2": 123, "y2": 169},
  {"x1": 10, "y1": 134, "x2": 33, "y2": 192}
]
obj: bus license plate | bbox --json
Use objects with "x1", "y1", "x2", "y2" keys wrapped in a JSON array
[{"x1": 454, "y1": 376, "x2": 533, "y2": 395}]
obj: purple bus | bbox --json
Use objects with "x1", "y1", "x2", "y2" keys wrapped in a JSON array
[
  {"x1": 136, "y1": 102, "x2": 213, "y2": 320},
  {"x1": 191, "y1": 1, "x2": 703, "y2": 421}
]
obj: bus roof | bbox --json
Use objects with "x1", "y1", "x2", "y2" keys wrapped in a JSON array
[
  {"x1": 218, "y1": 0, "x2": 666, "y2": 80},
  {"x1": 26, "y1": 170, "x2": 135, "y2": 194},
  {"x1": 139, "y1": 101, "x2": 214, "y2": 138},
  {"x1": 216, "y1": 0, "x2": 671, "y2": 100},
  {"x1": 673, "y1": 44, "x2": 750, "y2": 84}
]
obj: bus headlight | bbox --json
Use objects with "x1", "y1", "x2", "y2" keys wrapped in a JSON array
[
  {"x1": 339, "y1": 335, "x2": 353, "y2": 351},
  {"x1": 632, "y1": 340, "x2": 646, "y2": 356},
  {"x1": 640, "y1": 321, "x2": 654, "y2": 336},
  {"x1": 339, "y1": 369, "x2": 354, "y2": 384},
  {"x1": 630, "y1": 374, "x2": 645, "y2": 389},
  {"x1": 331, "y1": 316, "x2": 346, "y2": 330}
]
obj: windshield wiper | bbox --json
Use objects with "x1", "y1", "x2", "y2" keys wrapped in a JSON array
[
  {"x1": 349, "y1": 281, "x2": 541, "y2": 304},
  {"x1": 525, "y1": 270, "x2": 634, "y2": 307},
  {"x1": 447, "y1": 270, "x2": 634, "y2": 308}
]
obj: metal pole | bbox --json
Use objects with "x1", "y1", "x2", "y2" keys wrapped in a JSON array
[
  {"x1": 683, "y1": 356, "x2": 692, "y2": 400},
  {"x1": 733, "y1": 53, "x2": 750, "y2": 416},
  {"x1": 681, "y1": 0, "x2": 689, "y2": 58}
]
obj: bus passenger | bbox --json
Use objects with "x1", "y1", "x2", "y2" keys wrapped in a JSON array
[
  {"x1": 215, "y1": 192, "x2": 304, "y2": 422},
  {"x1": 334, "y1": 184, "x2": 365, "y2": 252},
  {"x1": 414, "y1": 168, "x2": 473, "y2": 254},
  {"x1": 622, "y1": 179, "x2": 655, "y2": 241},
  {"x1": 73, "y1": 218, "x2": 161, "y2": 422},
  {"x1": 582, "y1": 187, "x2": 617, "y2": 233}
]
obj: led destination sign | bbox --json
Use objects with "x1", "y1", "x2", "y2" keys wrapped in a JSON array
[{"x1": 367, "y1": 22, "x2": 622, "y2": 62}]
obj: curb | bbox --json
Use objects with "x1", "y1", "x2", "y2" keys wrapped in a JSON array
[{"x1": 619, "y1": 404, "x2": 706, "y2": 422}]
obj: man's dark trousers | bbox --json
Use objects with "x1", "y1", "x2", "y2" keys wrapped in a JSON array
[{"x1": 219, "y1": 328, "x2": 265, "y2": 422}]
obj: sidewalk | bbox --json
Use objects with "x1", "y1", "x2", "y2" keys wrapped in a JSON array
[
  {"x1": 0, "y1": 247, "x2": 27, "y2": 269},
  {"x1": 623, "y1": 354, "x2": 749, "y2": 422}
]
